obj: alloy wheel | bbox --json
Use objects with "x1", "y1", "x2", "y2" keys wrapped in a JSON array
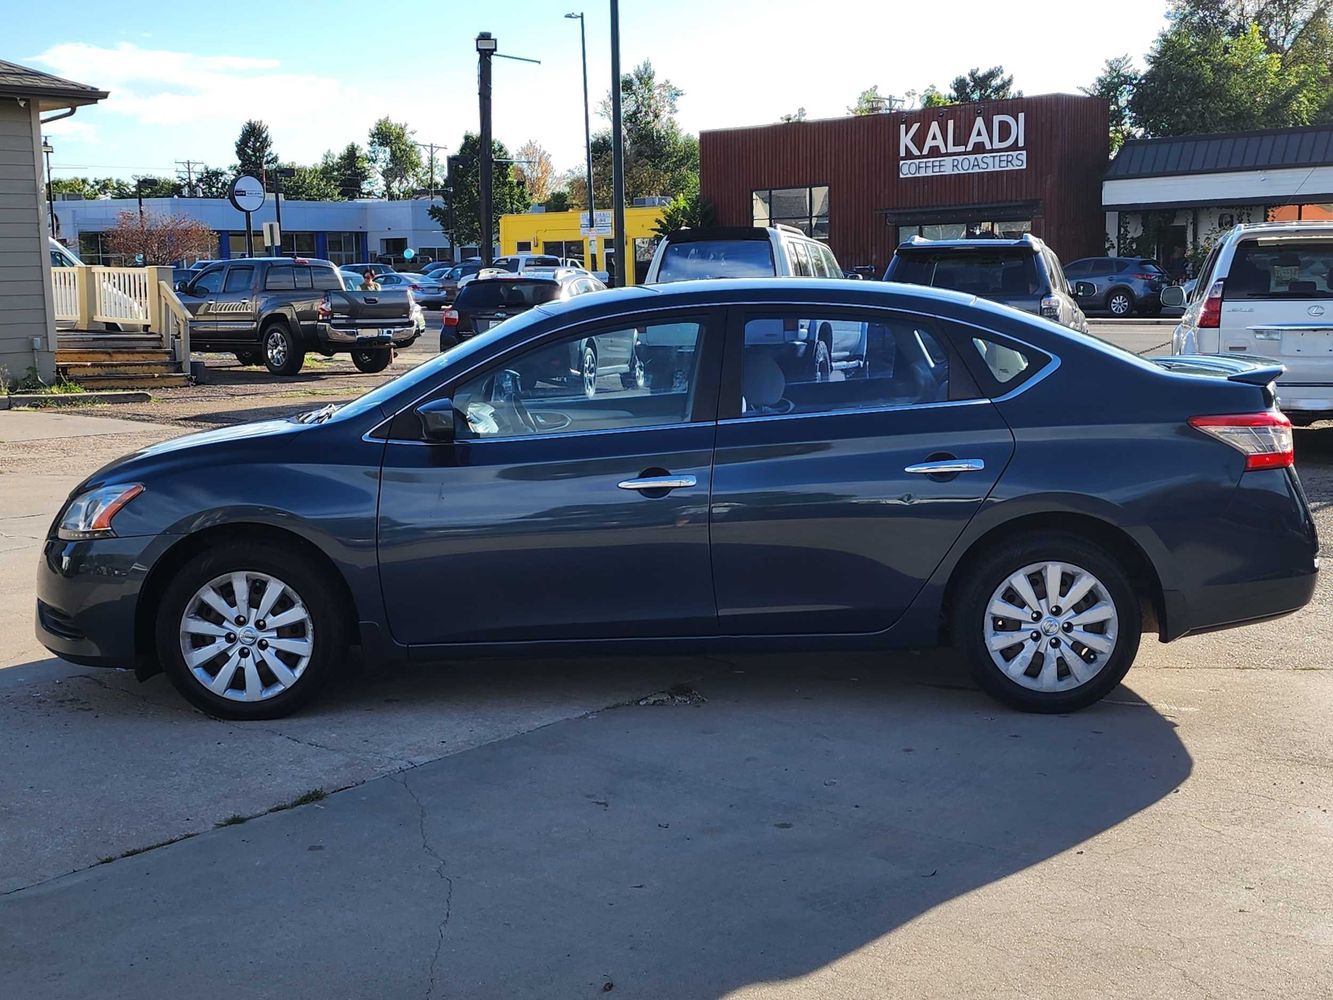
[
  {"x1": 178, "y1": 571, "x2": 314, "y2": 702},
  {"x1": 1108, "y1": 292, "x2": 1132, "y2": 317},
  {"x1": 982, "y1": 560, "x2": 1118, "y2": 693},
  {"x1": 582, "y1": 348, "x2": 598, "y2": 399},
  {"x1": 266, "y1": 329, "x2": 288, "y2": 367}
]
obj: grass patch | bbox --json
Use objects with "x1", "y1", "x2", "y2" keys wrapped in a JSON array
[{"x1": 274, "y1": 788, "x2": 327, "y2": 811}]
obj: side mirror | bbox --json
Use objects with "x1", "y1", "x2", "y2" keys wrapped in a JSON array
[
  {"x1": 1161, "y1": 285, "x2": 1187, "y2": 308},
  {"x1": 174, "y1": 279, "x2": 192, "y2": 293},
  {"x1": 1073, "y1": 281, "x2": 1096, "y2": 298},
  {"x1": 844, "y1": 271, "x2": 864, "y2": 280},
  {"x1": 415, "y1": 397, "x2": 457, "y2": 443}
]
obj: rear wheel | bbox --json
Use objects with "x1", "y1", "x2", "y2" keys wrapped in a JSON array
[
  {"x1": 953, "y1": 533, "x2": 1140, "y2": 713},
  {"x1": 1106, "y1": 289, "x2": 1135, "y2": 318},
  {"x1": 811, "y1": 338, "x2": 832, "y2": 382},
  {"x1": 351, "y1": 348, "x2": 392, "y2": 373},
  {"x1": 262, "y1": 322, "x2": 304, "y2": 376},
  {"x1": 581, "y1": 342, "x2": 598, "y2": 398},
  {"x1": 155, "y1": 541, "x2": 348, "y2": 720}
]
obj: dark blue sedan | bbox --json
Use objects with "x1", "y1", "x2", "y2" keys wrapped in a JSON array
[{"x1": 36, "y1": 280, "x2": 1319, "y2": 719}]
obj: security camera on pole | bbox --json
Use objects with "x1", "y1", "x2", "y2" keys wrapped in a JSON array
[{"x1": 228, "y1": 175, "x2": 265, "y2": 258}]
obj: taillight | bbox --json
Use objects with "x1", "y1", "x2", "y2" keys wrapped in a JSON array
[
  {"x1": 1199, "y1": 279, "x2": 1224, "y2": 328},
  {"x1": 1040, "y1": 295, "x2": 1060, "y2": 320},
  {"x1": 317, "y1": 294, "x2": 331, "y2": 321},
  {"x1": 442, "y1": 309, "x2": 459, "y2": 327},
  {"x1": 1188, "y1": 411, "x2": 1293, "y2": 470},
  {"x1": 1131, "y1": 272, "x2": 1157, "y2": 281}
]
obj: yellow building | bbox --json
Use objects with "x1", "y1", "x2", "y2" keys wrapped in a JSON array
[{"x1": 498, "y1": 205, "x2": 666, "y2": 286}]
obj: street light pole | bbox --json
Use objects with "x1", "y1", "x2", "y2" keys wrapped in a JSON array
[
  {"x1": 609, "y1": 0, "x2": 627, "y2": 286},
  {"x1": 41, "y1": 139, "x2": 55, "y2": 237},
  {"x1": 477, "y1": 32, "x2": 497, "y2": 266},
  {"x1": 273, "y1": 166, "x2": 295, "y2": 254},
  {"x1": 566, "y1": 11, "x2": 595, "y2": 264}
]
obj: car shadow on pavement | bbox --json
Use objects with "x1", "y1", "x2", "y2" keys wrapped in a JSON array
[{"x1": 0, "y1": 650, "x2": 1191, "y2": 999}]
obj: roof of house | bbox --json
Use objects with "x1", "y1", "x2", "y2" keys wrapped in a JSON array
[
  {"x1": 1107, "y1": 125, "x2": 1333, "y2": 180},
  {"x1": 0, "y1": 59, "x2": 107, "y2": 110}
]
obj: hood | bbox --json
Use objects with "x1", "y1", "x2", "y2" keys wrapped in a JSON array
[{"x1": 80, "y1": 418, "x2": 307, "y2": 490}]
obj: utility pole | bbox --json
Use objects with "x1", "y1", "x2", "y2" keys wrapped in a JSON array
[
  {"x1": 609, "y1": 0, "x2": 628, "y2": 287},
  {"x1": 565, "y1": 12, "x2": 596, "y2": 257},
  {"x1": 446, "y1": 154, "x2": 462, "y2": 261},
  {"x1": 272, "y1": 166, "x2": 295, "y2": 254},
  {"x1": 175, "y1": 159, "x2": 203, "y2": 197},
  {"x1": 415, "y1": 142, "x2": 448, "y2": 201}
]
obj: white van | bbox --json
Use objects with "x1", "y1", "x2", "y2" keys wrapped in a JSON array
[{"x1": 1166, "y1": 222, "x2": 1333, "y2": 424}]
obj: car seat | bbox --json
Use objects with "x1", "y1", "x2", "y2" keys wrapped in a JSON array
[{"x1": 741, "y1": 352, "x2": 790, "y2": 415}]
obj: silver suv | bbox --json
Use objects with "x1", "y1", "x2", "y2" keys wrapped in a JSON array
[
  {"x1": 644, "y1": 225, "x2": 844, "y2": 283},
  {"x1": 883, "y1": 234, "x2": 1089, "y2": 333}
]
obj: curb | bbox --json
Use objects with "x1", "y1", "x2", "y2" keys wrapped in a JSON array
[{"x1": 1, "y1": 390, "x2": 152, "y2": 410}]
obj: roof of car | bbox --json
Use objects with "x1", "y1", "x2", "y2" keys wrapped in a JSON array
[{"x1": 896, "y1": 234, "x2": 1044, "y2": 252}]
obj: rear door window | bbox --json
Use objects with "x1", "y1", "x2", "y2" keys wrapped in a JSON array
[
  {"x1": 222, "y1": 266, "x2": 253, "y2": 293},
  {"x1": 1228, "y1": 240, "x2": 1333, "y2": 297},
  {"x1": 655, "y1": 239, "x2": 776, "y2": 282}
]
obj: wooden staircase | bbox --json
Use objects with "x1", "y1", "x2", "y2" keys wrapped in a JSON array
[{"x1": 57, "y1": 333, "x2": 189, "y2": 389}]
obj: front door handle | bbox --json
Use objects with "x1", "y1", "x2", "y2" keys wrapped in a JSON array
[
  {"x1": 618, "y1": 474, "x2": 697, "y2": 492},
  {"x1": 904, "y1": 458, "x2": 985, "y2": 475}
]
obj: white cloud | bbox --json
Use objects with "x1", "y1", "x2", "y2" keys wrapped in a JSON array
[{"x1": 41, "y1": 118, "x2": 98, "y2": 145}]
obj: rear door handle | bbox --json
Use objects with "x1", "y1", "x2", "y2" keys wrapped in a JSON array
[
  {"x1": 618, "y1": 475, "x2": 697, "y2": 492},
  {"x1": 904, "y1": 459, "x2": 985, "y2": 475}
]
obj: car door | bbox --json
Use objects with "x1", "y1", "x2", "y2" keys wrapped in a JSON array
[
  {"x1": 178, "y1": 264, "x2": 226, "y2": 337},
  {"x1": 709, "y1": 304, "x2": 1016, "y2": 635},
  {"x1": 207, "y1": 263, "x2": 258, "y2": 345},
  {"x1": 376, "y1": 310, "x2": 723, "y2": 646}
]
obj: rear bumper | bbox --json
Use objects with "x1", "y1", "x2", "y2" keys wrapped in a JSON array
[
  {"x1": 1276, "y1": 382, "x2": 1333, "y2": 417},
  {"x1": 316, "y1": 323, "x2": 419, "y2": 349}
]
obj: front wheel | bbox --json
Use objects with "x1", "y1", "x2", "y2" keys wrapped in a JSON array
[
  {"x1": 581, "y1": 343, "x2": 598, "y2": 399},
  {"x1": 262, "y1": 322, "x2": 304, "y2": 376},
  {"x1": 1106, "y1": 289, "x2": 1135, "y2": 318},
  {"x1": 155, "y1": 541, "x2": 348, "y2": 720},
  {"x1": 952, "y1": 534, "x2": 1140, "y2": 713},
  {"x1": 351, "y1": 348, "x2": 392, "y2": 373}
]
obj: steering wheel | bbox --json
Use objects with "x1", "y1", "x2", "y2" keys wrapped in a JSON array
[{"x1": 488, "y1": 369, "x2": 538, "y2": 433}]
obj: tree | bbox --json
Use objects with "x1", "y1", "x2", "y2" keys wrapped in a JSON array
[
  {"x1": 1084, "y1": 55, "x2": 1140, "y2": 151},
  {"x1": 280, "y1": 160, "x2": 340, "y2": 201},
  {"x1": 779, "y1": 107, "x2": 808, "y2": 123},
  {"x1": 106, "y1": 209, "x2": 214, "y2": 264},
  {"x1": 135, "y1": 175, "x2": 182, "y2": 198},
  {"x1": 368, "y1": 117, "x2": 424, "y2": 199},
  {"x1": 563, "y1": 134, "x2": 613, "y2": 211},
  {"x1": 543, "y1": 190, "x2": 571, "y2": 212},
  {"x1": 947, "y1": 66, "x2": 1019, "y2": 102},
  {"x1": 427, "y1": 132, "x2": 531, "y2": 246},
  {"x1": 652, "y1": 191, "x2": 716, "y2": 238},
  {"x1": 193, "y1": 166, "x2": 230, "y2": 198},
  {"x1": 920, "y1": 85, "x2": 955, "y2": 108},
  {"x1": 331, "y1": 143, "x2": 372, "y2": 199},
  {"x1": 234, "y1": 120, "x2": 277, "y2": 186},
  {"x1": 598, "y1": 60, "x2": 699, "y2": 200},
  {"x1": 514, "y1": 140, "x2": 556, "y2": 203},
  {"x1": 848, "y1": 86, "x2": 888, "y2": 115}
]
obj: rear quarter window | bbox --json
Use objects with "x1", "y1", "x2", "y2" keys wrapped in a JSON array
[{"x1": 313, "y1": 266, "x2": 343, "y2": 290}]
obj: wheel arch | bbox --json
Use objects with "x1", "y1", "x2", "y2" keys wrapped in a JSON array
[
  {"x1": 1104, "y1": 285, "x2": 1135, "y2": 307},
  {"x1": 939, "y1": 510, "x2": 1165, "y2": 644},
  {"x1": 134, "y1": 521, "x2": 360, "y2": 674}
]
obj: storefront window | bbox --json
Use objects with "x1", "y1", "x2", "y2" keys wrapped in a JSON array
[
  {"x1": 279, "y1": 232, "x2": 317, "y2": 256},
  {"x1": 901, "y1": 219, "x2": 1032, "y2": 241},
  {"x1": 325, "y1": 232, "x2": 360, "y2": 265},
  {"x1": 76, "y1": 232, "x2": 133, "y2": 266},
  {"x1": 753, "y1": 185, "x2": 830, "y2": 239}
]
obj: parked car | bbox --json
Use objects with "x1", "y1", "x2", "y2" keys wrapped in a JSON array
[
  {"x1": 443, "y1": 268, "x2": 604, "y2": 348},
  {"x1": 645, "y1": 226, "x2": 863, "y2": 378},
  {"x1": 1064, "y1": 256, "x2": 1168, "y2": 317},
  {"x1": 644, "y1": 225, "x2": 843, "y2": 284},
  {"x1": 1165, "y1": 221, "x2": 1333, "y2": 425},
  {"x1": 36, "y1": 278, "x2": 1317, "y2": 720},
  {"x1": 884, "y1": 234, "x2": 1089, "y2": 333},
  {"x1": 174, "y1": 257, "x2": 418, "y2": 375},
  {"x1": 369, "y1": 271, "x2": 449, "y2": 308},
  {"x1": 456, "y1": 254, "x2": 566, "y2": 293},
  {"x1": 434, "y1": 259, "x2": 485, "y2": 303}
]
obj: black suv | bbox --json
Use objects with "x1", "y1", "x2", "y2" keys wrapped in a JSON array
[
  {"x1": 1063, "y1": 257, "x2": 1167, "y2": 317},
  {"x1": 884, "y1": 235, "x2": 1089, "y2": 333},
  {"x1": 442, "y1": 269, "x2": 604, "y2": 347}
]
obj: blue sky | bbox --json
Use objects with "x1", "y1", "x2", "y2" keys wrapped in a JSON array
[{"x1": 22, "y1": 0, "x2": 1170, "y2": 183}]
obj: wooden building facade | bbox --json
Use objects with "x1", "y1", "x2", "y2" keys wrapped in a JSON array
[{"x1": 700, "y1": 94, "x2": 1109, "y2": 275}]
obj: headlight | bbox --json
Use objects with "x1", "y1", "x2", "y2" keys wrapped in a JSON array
[{"x1": 57, "y1": 484, "x2": 144, "y2": 540}]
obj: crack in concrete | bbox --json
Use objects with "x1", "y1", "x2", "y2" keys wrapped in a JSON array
[{"x1": 396, "y1": 772, "x2": 453, "y2": 1000}]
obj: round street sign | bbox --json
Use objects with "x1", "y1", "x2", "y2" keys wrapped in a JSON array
[{"x1": 228, "y1": 174, "x2": 266, "y2": 213}]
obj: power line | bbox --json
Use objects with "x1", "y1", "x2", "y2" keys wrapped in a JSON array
[
  {"x1": 175, "y1": 159, "x2": 205, "y2": 196},
  {"x1": 414, "y1": 141, "x2": 448, "y2": 200}
]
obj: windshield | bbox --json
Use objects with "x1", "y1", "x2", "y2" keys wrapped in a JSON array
[
  {"x1": 655, "y1": 239, "x2": 776, "y2": 282},
  {"x1": 1229, "y1": 240, "x2": 1333, "y2": 298},
  {"x1": 891, "y1": 250, "x2": 1043, "y2": 296},
  {"x1": 457, "y1": 280, "x2": 561, "y2": 309}
]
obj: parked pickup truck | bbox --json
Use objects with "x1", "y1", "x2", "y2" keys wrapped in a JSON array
[{"x1": 174, "y1": 257, "x2": 419, "y2": 375}]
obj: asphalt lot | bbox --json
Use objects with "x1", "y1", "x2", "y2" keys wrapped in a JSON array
[{"x1": 1, "y1": 316, "x2": 1330, "y2": 998}]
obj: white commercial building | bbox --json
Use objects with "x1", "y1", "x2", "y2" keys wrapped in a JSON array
[{"x1": 52, "y1": 195, "x2": 473, "y2": 268}]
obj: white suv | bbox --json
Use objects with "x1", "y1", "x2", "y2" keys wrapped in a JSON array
[
  {"x1": 644, "y1": 224, "x2": 842, "y2": 284},
  {"x1": 1166, "y1": 222, "x2": 1333, "y2": 424}
]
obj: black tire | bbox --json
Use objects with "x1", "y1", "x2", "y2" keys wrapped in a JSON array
[
  {"x1": 351, "y1": 348, "x2": 392, "y2": 373},
  {"x1": 620, "y1": 353, "x2": 646, "y2": 390},
  {"x1": 262, "y1": 321, "x2": 304, "y2": 376},
  {"x1": 1105, "y1": 288, "x2": 1135, "y2": 318},
  {"x1": 235, "y1": 351, "x2": 262, "y2": 366},
  {"x1": 155, "y1": 540, "x2": 349, "y2": 720},
  {"x1": 952, "y1": 532, "x2": 1141, "y2": 713}
]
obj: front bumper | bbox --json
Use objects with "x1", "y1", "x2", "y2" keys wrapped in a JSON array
[{"x1": 35, "y1": 535, "x2": 156, "y2": 667}]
